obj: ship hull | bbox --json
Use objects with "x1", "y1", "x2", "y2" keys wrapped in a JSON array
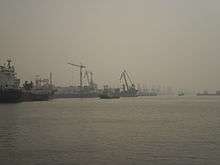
[
  {"x1": 0, "y1": 88, "x2": 22, "y2": 103},
  {"x1": 99, "y1": 93, "x2": 120, "y2": 99},
  {"x1": 120, "y1": 93, "x2": 138, "y2": 97},
  {"x1": 22, "y1": 91, "x2": 51, "y2": 101},
  {"x1": 54, "y1": 93, "x2": 98, "y2": 99},
  {"x1": 99, "y1": 95, "x2": 120, "y2": 99},
  {"x1": 197, "y1": 94, "x2": 220, "y2": 96}
]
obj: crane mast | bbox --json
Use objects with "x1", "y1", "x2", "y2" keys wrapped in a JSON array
[
  {"x1": 90, "y1": 72, "x2": 94, "y2": 86},
  {"x1": 68, "y1": 63, "x2": 86, "y2": 90},
  {"x1": 84, "y1": 70, "x2": 90, "y2": 86},
  {"x1": 84, "y1": 70, "x2": 95, "y2": 89}
]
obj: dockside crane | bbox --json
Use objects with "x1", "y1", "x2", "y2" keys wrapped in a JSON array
[
  {"x1": 120, "y1": 70, "x2": 129, "y2": 92},
  {"x1": 124, "y1": 70, "x2": 136, "y2": 90},
  {"x1": 120, "y1": 70, "x2": 137, "y2": 96},
  {"x1": 84, "y1": 70, "x2": 95, "y2": 89},
  {"x1": 89, "y1": 71, "x2": 94, "y2": 86},
  {"x1": 68, "y1": 63, "x2": 86, "y2": 89},
  {"x1": 84, "y1": 70, "x2": 90, "y2": 86}
]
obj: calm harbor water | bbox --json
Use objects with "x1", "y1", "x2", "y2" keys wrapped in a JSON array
[{"x1": 0, "y1": 96, "x2": 219, "y2": 165}]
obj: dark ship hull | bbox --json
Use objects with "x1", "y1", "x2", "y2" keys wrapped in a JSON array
[
  {"x1": 22, "y1": 91, "x2": 51, "y2": 101},
  {"x1": 0, "y1": 88, "x2": 22, "y2": 103},
  {"x1": 197, "y1": 93, "x2": 220, "y2": 96},
  {"x1": 99, "y1": 94, "x2": 120, "y2": 99},
  {"x1": 54, "y1": 93, "x2": 98, "y2": 99},
  {"x1": 120, "y1": 92, "x2": 138, "y2": 97}
]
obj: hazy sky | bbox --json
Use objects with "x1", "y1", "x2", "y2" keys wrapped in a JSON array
[{"x1": 0, "y1": 0, "x2": 220, "y2": 91}]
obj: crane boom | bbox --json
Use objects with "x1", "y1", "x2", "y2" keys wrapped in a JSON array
[
  {"x1": 120, "y1": 70, "x2": 136, "y2": 94},
  {"x1": 120, "y1": 70, "x2": 129, "y2": 92},
  {"x1": 124, "y1": 70, "x2": 134, "y2": 85},
  {"x1": 68, "y1": 63, "x2": 86, "y2": 68}
]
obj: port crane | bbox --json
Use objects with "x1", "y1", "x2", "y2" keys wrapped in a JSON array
[
  {"x1": 84, "y1": 70, "x2": 90, "y2": 86},
  {"x1": 120, "y1": 70, "x2": 129, "y2": 92},
  {"x1": 84, "y1": 70, "x2": 95, "y2": 89},
  {"x1": 68, "y1": 63, "x2": 86, "y2": 89},
  {"x1": 89, "y1": 71, "x2": 94, "y2": 86},
  {"x1": 120, "y1": 70, "x2": 137, "y2": 96}
]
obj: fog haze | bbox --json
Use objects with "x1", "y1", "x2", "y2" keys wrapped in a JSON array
[{"x1": 1, "y1": 0, "x2": 220, "y2": 91}]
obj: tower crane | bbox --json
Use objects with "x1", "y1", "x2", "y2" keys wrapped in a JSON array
[{"x1": 68, "y1": 63, "x2": 86, "y2": 89}]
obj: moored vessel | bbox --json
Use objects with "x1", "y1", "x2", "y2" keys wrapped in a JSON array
[
  {"x1": 0, "y1": 59, "x2": 22, "y2": 103},
  {"x1": 22, "y1": 75, "x2": 55, "y2": 101},
  {"x1": 99, "y1": 85, "x2": 120, "y2": 99},
  {"x1": 197, "y1": 90, "x2": 220, "y2": 96}
]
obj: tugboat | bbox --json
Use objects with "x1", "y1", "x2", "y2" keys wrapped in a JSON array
[
  {"x1": 0, "y1": 59, "x2": 22, "y2": 103},
  {"x1": 22, "y1": 75, "x2": 55, "y2": 101},
  {"x1": 99, "y1": 85, "x2": 120, "y2": 99}
]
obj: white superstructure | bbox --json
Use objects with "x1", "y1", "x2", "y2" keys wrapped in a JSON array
[{"x1": 0, "y1": 59, "x2": 20, "y2": 89}]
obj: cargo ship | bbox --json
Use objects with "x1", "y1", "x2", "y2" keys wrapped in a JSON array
[
  {"x1": 22, "y1": 86, "x2": 52, "y2": 101},
  {"x1": 197, "y1": 90, "x2": 220, "y2": 96},
  {"x1": 54, "y1": 85, "x2": 99, "y2": 98},
  {"x1": 0, "y1": 59, "x2": 22, "y2": 103},
  {"x1": 99, "y1": 85, "x2": 120, "y2": 99},
  {"x1": 22, "y1": 75, "x2": 55, "y2": 101}
]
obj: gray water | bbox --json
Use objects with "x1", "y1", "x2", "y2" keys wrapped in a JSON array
[{"x1": 0, "y1": 96, "x2": 219, "y2": 165}]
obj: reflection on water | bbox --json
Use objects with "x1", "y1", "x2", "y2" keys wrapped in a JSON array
[{"x1": 0, "y1": 96, "x2": 220, "y2": 165}]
